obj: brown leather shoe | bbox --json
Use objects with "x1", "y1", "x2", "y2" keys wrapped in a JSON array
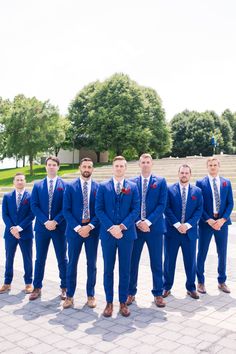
[
  {"x1": 0, "y1": 284, "x2": 11, "y2": 294},
  {"x1": 126, "y1": 295, "x2": 135, "y2": 306},
  {"x1": 60, "y1": 288, "x2": 67, "y2": 300},
  {"x1": 119, "y1": 303, "x2": 130, "y2": 317},
  {"x1": 63, "y1": 297, "x2": 74, "y2": 309},
  {"x1": 29, "y1": 288, "x2": 41, "y2": 301},
  {"x1": 162, "y1": 290, "x2": 171, "y2": 298},
  {"x1": 218, "y1": 283, "x2": 231, "y2": 293},
  {"x1": 103, "y1": 303, "x2": 113, "y2": 317},
  {"x1": 197, "y1": 283, "x2": 206, "y2": 294},
  {"x1": 187, "y1": 290, "x2": 199, "y2": 299},
  {"x1": 86, "y1": 296, "x2": 96, "y2": 308},
  {"x1": 24, "y1": 284, "x2": 33, "y2": 294},
  {"x1": 154, "y1": 296, "x2": 166, "y2": 307}
]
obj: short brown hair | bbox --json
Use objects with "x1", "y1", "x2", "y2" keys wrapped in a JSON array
[
  {"x1": 80, "y1": 157, "x2": 93, "y2": 165},
  {"x1": 139, "y1": 153, "x2": 152, "y2": 161},
  {"x1": 13, "y1": 172, "x2": 25, "y2": 180},
  {"x1": 45, "y1": 156, "x2": 60, "y2": 166},
  {"x1": 178, "y1": 164, "x2": 192, "y2": 173}
]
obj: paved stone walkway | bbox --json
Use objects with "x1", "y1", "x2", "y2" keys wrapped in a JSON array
[{"x1": 0, "y1": 214, "x2": 236, "y2": 353}]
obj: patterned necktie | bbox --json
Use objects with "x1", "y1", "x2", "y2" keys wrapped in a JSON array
[
  {"x1": 141, "y1": 178, "x2": 148, "y2": 220},
  {"x1": 181, "y1": 186, "x2": 187, "y2": 223},
  {"x1": 48, "y1": 179, "x2": 54, "y2": 219},
  {"x1": 116, "y1": 182, "x2": 121, "y2": 195},
  {"x1": 17, "y1": 193, "x2": 22, "y2": 211},
  {"x1": 83, "y1": 181, "x2": 89, "y2": 219},
  {"x1": 213, "y1": 178, "x2": 220, "y2": 212}
]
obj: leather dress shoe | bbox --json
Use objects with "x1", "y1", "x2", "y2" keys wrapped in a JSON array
[
  {"x1": 60, "y1": 288, "x2": 67, "y2": 300},
  {"x1": 63, "y1": 297, "x2": 74, "y2": 309},
  {"x1": 24, "y1": 284, "x2": 33, "y2": 294},
  {"x1": 162, "y1": 290, "x2": 171, "y2": 298},
  {"x1": 218, "y1": 283, "x2": 231, "y2": 293},
  {"x1": 87, "y1": 296, "x2": 96, "y2": 308},
  {"x1": 187, "y1": 290, "x2": 199, "y2": 299},
  {"x1": 197, "y1": 283, "x2": 206, "y2": 294},
  {"x1": 0, "y1": 284, "x2": 11, "y2": 294},
  {"x1": 126, "y1": 295, "x2": 135, "y2": 306},
  {"x1": 103, "y1": 303, "x2": 113, "y2": 317},
  {"x1": 29, "y1": 288, "x2": 41, "y2": 301},
  {"x1": 119, "y1": 303, "x2": 130, "y2": 317},
  {"x1": 154, "y1": 296, "x2": 166, "y2": 307}
]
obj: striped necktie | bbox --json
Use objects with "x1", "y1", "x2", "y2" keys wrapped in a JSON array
[
  {"x1": 213, "y1": 178, "x2": 220, "y2": 212},
  {"x1": 181, "y1": 186, "x2": 187, "y2": 223},
  {"x1": 116, "y1": 182, "x2": 121, "y2": 195},
  {"x1": 141, "y1": 178, "x2": 148, "y2": 220},
  {"x1": 17, "y1": 193, "x2": 22, "y2": 211}
]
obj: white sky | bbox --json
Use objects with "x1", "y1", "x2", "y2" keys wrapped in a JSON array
[{"x1": 1, "y1": 0, "x2": 236, "y2": 121}]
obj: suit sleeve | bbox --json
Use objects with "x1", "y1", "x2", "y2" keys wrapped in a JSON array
[
  {"x1": 95, "y1": 184, "x2": 114, "y2": 230},
  {"x1": 63, "y1": 184, "x2": 81, "y2": 230},
  {"x1": 222, "y1": 181, "x2": 234, "y2": 220},
  {"x1": 121, "y1": 185, "x2": 140, "y2": 229},
  {"x1": 196, "y1": 180, "x2": 210, "y2": 222},
  {"x1": 147, "y1": 179, "x2": 168, "y2": 224},
  {"x1": 30, "y1": 184, "x2": 48, "y2": 224},
  {"x1": 2, "y1": 195, "x2": 14, "y2": 230},
  {"x1": 18, "y1": 202, "x2": 34, "y2": 230}
]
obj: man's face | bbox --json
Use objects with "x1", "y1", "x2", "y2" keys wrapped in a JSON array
[
  {"x1": 45, "y1": 159, "x2": 59, "y2": 177},
  {"x1": 139, "y1": 157, "x2": 153, "y2": 175},
  {"x1": 178, "y1": 167, "x2": 191, "y2": 184},
  {"x1": 207, "y1": 159, "x2": 220, "y2": 176},
  {"x1": 80, "y1": 161, "x2": 93, "y2": 178},
  {"x1": 113, "y1": 159, "x2": 126, "y2": 179},
  {"x1": 14, "y1": 175, "x2": 26, "y2": 190}
]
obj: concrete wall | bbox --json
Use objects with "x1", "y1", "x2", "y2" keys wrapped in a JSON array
[{"x1": 57, "y1": 148, "x2": 108, "y2": 163}]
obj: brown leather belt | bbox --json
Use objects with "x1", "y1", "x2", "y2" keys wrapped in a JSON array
[
  {"x1": 213, "y1": 213, "x2": 219, "y2": 219},
  {"x1": 82, "y1": 219, "x2": 90, "y2": 224}
]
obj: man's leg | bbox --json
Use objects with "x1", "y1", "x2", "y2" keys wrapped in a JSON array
[
  {"x1": 163, "y1": 235, "x2": 180, "y2": 291},
  {"x1": 19, "y1": 238, "x2": 33, "y2": 285},
  {"x1": 196, "y1": 225, "x2": 213, "y2": 284},
  {"x1": 101, "y1": 237, "x2": 117, "y2": 303},
  {"x1": 84, "y1": 232, "x2": 99, "y2": 297},
  {"x1": 146, "y1": 232, "x2": 164, "y2": 296},
  {"x1": 51, "y1": 231, "x2": 68, "y2": 289},
  {"x1": 66, "y1": 235, "x2": 83, "y2": 298},
  {"x1": 117, "y1": 238, "x2": 134, "y2": 304},
  {"x1": 181, "y1": 237, "x2": 197, "y2": 292},
  {"x1": 33, "y1": 233, "x2": 51, "y2": 289},
  {"x1": 4, "y1": 236, "x2": 18, "y2": 285},
  {"x1": 214, "y1": 226, "x2": 228, "y2": 284},
  {"x1": 128, "y1": 232, "x2": 145, "y2": 296}
]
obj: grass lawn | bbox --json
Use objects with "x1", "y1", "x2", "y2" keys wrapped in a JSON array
[{"x1": 0, "y1": 164, "x2": 79, "y2": 186}]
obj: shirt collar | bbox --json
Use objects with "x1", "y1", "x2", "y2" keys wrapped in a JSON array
[
  {"x1": 208, "y1": 174, "x2": 220, "y2": 182},
  {"x1": 141, "y1": 175, "x2": 151, "y2": 184},
  {"x1": 47, "y1": 176, "x2": 58, "y2": 183}
]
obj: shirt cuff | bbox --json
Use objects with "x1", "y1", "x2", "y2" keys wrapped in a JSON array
[
  {"x1": 74, "y1": 225, "x2": 81, "y2": 232},
  {"x1": 136, "y1": 220, "x2": 142, "y2": 226},
  {"x1": 144, "y1": 219, "x2": 152, "y2": 227},
  {"x1": 184, "y1": 223, "x2": 192, "y2": 230},
  {"x1": 88, "y1": 223, "x2": 95, "y2": 230},
  {"x1": 16, "y1": 225, "x2": 23, "y2": 232},
  {"x1": 120, "y1": 223, "x2": 127, "y2": 230},
  {"x1": 174, "y1": 222, "x2": 181, "y2": 229}
]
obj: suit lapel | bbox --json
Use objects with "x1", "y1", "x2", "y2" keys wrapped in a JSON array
[
  {"x1": 206, "y1": 177, "x2": 213, "y2": 201},
  {"x1": 12, "y1": 190, "x2": 17, "y2": 215}
]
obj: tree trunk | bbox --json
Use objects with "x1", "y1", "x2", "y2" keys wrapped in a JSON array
[
  {"x1": 29, "y1": 156, "x2": 34, "y2": 175},
  {"x1": 23, "y1": 156, "x2": 25, "y2": 167},
  {"x1": 96, "y1": 151, "x2": 100, "y2": 163},
  {"x1": 15, "y1": 155, "x2": 18, "y2": 168}
]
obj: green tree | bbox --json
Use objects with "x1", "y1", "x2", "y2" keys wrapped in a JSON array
[{"x1": 4, "y1": 95, "x2": 65, "y2": 174}]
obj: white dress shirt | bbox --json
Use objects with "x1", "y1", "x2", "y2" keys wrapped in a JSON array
[
  {"x1": 208, "y1": 174, "x2": 221, "y2": 213},
  {"x1": 74, "y1": 178, "x2": 94, "y2": 232},
  {"x1": 174, "y1": 183, "x2": 192, "y2": 230},
  {"x1": 46, "y1": 176, "x2": 58, "y2": 193},
  {"x1": 137, "y1": 175, "x2": 152, "y2": 226},
  {"x1": 15, "y1": 189, "x2": 25, "y2": 232}
]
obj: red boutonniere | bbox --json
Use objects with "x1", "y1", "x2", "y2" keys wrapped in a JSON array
[
  {"x1": 57, "y1": 187, "x2": 64, "y2": 191},
  {"x1": 150, "y1": 183, "x2": 157, "y2": 189},
  {"x1": 122, "y1": 187, "x2": 131, "y2": 195},
  {"x1": 22, "y1": 199, "x2": 29, "y2": 205},
  {"x1": 191, "y1": 195, "x2": 197, "y2": 200},
  {"x1": 223, "y1": 181, "x2": 227, "y2": 187},
  {"x1": 93, "y1": 191, "x2": 96, "y2": 197}
]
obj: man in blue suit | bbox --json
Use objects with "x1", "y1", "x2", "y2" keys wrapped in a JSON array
[
  {"x1": 1, "y1": 173, "x2": 34, "y2": 294},
  {"x1": 127, "y1": 153, "x2": 167, "y2": 307},
  {"x1": 163, "y1": 164, "x2": 203, "y2": 299},
  {"x1": 95, "y1": 156, "x2": 140, "y2": 317},
  {"x1": 29, "y1": 156, "x2": 68, "y2": 300},
  {"x1": 63, "y1": 158, "x2": 99, "y2": 309},
  {"x1": 196, "y1": 157, "x2": 234, "y2": 294}
]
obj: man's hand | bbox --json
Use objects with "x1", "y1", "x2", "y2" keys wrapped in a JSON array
[
  {"x1": 110, "y1": 225, "x2": 123, "y2": 239},
  {"x1": 78, "y1": 225, "x2": 91, "y2": 238},
  {"x1": 212, "y1": 218, "x2": 226, "y2": 231},
  {"x1": 178, "y1": 224, "x2": 188, "y2": 234},
  {"x1": 45, "y1": 220, "x2": 57, "y2": 231},
  {"x1": 10, "y1": 226, "x2": 20, "y2": 239},
  {"x1": 137, "y1": 221, "x2": 150, "y2": 233},
  {"x1": 207, "y1": 218, "x2": 217, "y2": 228}
]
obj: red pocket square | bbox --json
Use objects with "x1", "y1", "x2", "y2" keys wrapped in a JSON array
[
  {"x1": 150, "y1": 183, "x2": 157, "y2": 189},
  {"x1": 191, "y1": 195, "x2": 197, "y2": 200},
  {"x1": 223, "y1": 181, "x2": 227, "y2": 187},
  {"x1": 122, "y1": 187, "x2": 131, "y2": 195},
  {"x1": 57, "y1": 187, "x2": 64, "y2": 191},
  {"x1": 22, "y1": 199, "x2": 29, "y2": 205}
]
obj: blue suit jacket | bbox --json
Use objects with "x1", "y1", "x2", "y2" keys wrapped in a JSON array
[
  {"x1": 2, "y1": 190, "x2": 34, "y2": 240},
  {"x1": 196, "y1": 176, "x2": 234, "y2": 226},
  {"x1": 131, "y1": 175, "x2": 167, "y2": 234},
  {"x1": 165, "y1": 183, "x2": 203, "y2": 240},
  {"x1": 31, "y1": 177, "x2": 66, "y2": 233},
  {"x1": 95, "y1": 179, "x2": 140, "y2": 241},
  {"x1": 63, "y1": 178, "x2": 100, "y2": 238}
]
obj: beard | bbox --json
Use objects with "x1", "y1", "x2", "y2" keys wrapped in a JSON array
[{"x1": 81, "y1": 171, "x2": 91, "y2": 178}]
